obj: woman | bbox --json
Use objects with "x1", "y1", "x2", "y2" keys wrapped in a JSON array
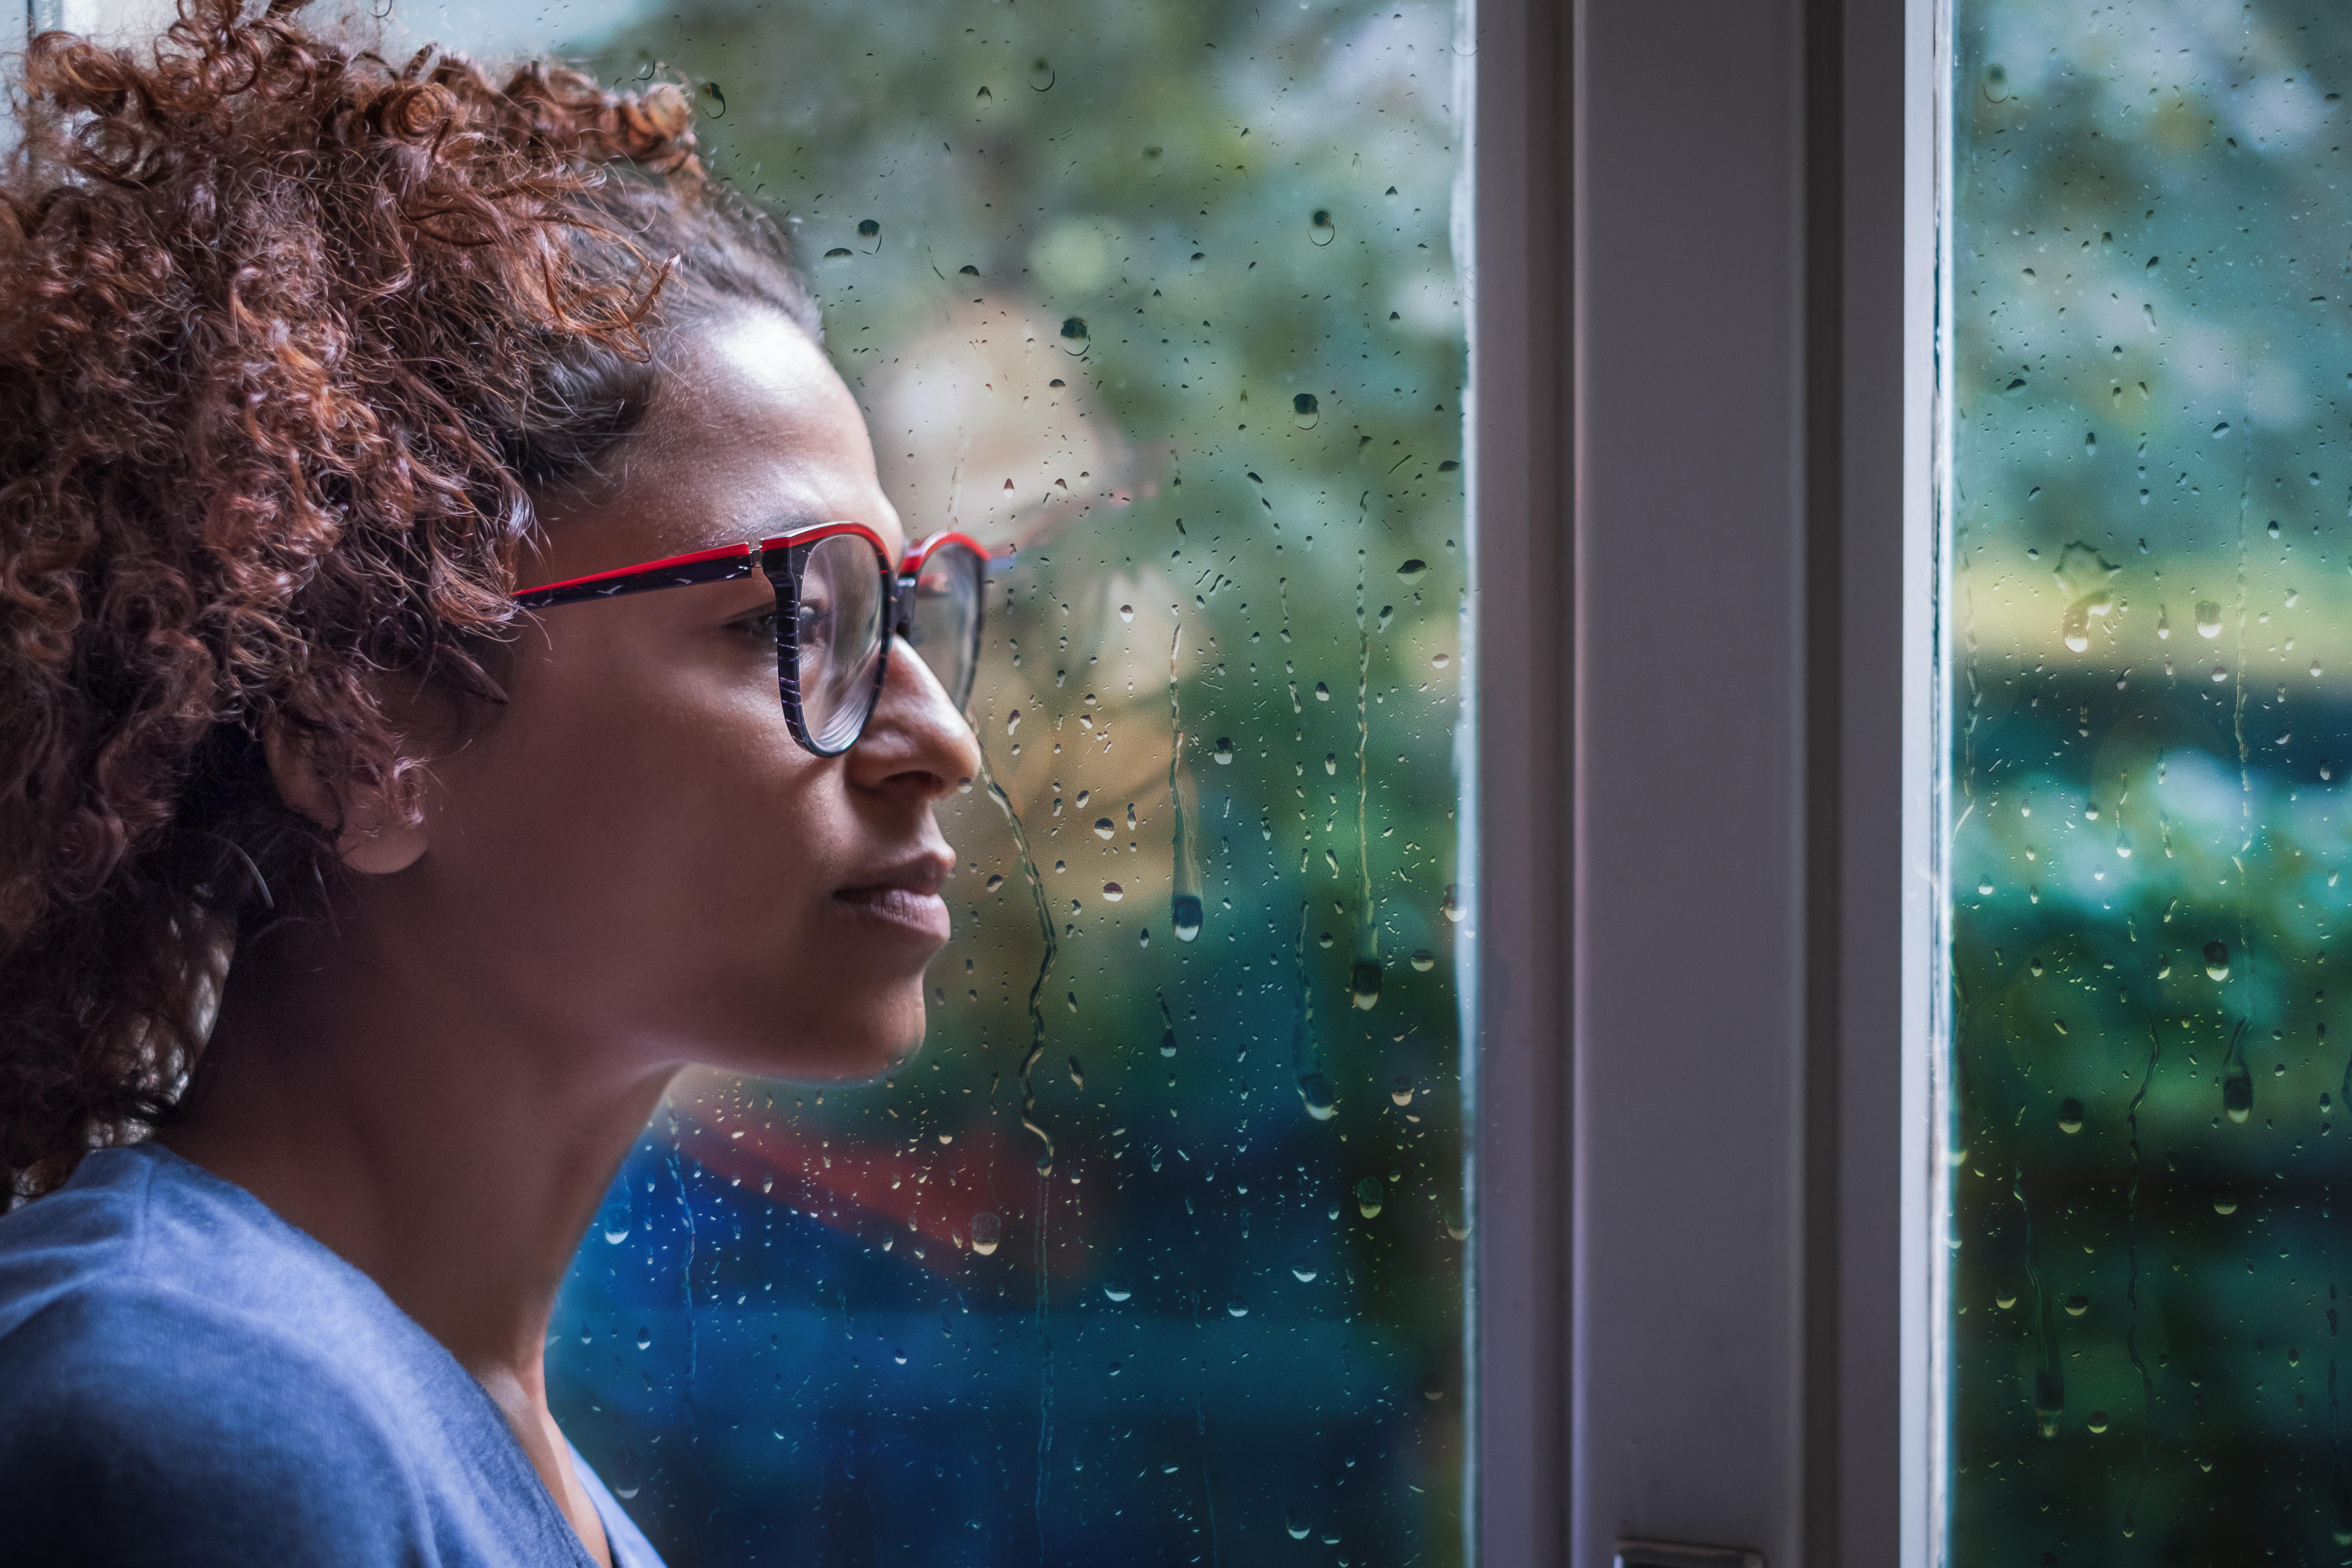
[{"x1": 0, "y1": 3, "x2": 984, "y2": 1563}]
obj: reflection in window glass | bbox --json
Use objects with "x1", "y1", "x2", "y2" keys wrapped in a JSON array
[
  {"x1": 1946, "y1": 2, "x2": 2352, "y2": 1558},
  {"x1": 413, "y1": 1, "x2": 1470, "y2": 1561}
]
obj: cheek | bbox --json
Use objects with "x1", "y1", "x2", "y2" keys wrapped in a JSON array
[{"x1": 427, "y1": 641, "x2": 842, "y2": 1005}]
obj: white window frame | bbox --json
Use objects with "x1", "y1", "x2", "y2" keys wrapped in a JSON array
[{"x1": 1466, "y1": 0, "x2": 1942, "y2": 1563}]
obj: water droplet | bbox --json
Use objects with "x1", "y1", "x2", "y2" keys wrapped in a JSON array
[
  {"x1": 1307, "y1": 208, "x2": 1336, "y2": 245},
  {"x1": 2087, "y1": 1411, "x2": 2109, "y2": 1434},
  {"x1": 2204, "y1": 940, "x2": 2230, "y2": 981},
  {"x1": 856, "y1": 217, "x2": 880, "y2": 253},
  {"x1": 985, "y1": 873, "x2": 1005, "y2": 892},
  {"x1": 1292, "y1": 392, "x2": 1321, "y2": 428},
  {"x1": 2062, "y1": 606, "x2": 2089, "y2": 653},
  {"x1": 1397, "y1": 558, "x2": 1428, "y2": 583},
  {"x1": 1118, "y1": 604, "x2": 1135, "y2": 622},
  {"x1": 2063, "y1": 1294, "x2": 2089, "y2": 1318},
  {"x1": 636, "y1": 1325, "x2": 653, "y2": 1349},
  {"x1": 2057, "y1": 1098, "x2": 2084, "y2": 1134},
  {"x1": 1291, "y1": 1260, "x2": 1318, "y2": 1282},
  {"x1": 1410, "y1": 950, "x2": 1436, "y2": 972},
  {"x1": 1102, "y1": 882, "x2": 1124, "y2": 902},
  {"x1": 2224, "y1": 1065, "x2": 2254, "y2": 1123},
  {"x1": 1102, "y1": 1278, "x2": 1132, "y2": 1302},
  {"x1": 1287, "y1": 1512, "x2": 1312, "y2": 1541},
  {"x1": 1441, "y1": 884, "x2": 1465, "y2": 922},
  {"x1": 1350, "y1": 960, "x2": 1382, "y2": 1010},
  {"x1": 969, "y1": 1211, "x2": 1002, "y2": 1256},
  {"x1": 1390, "y1": 1078, "x2": 1415, "y2": 1106},
  {"x1": 824, "y1": 247, "x2": 853, "y2": 260},
  {"x1": 1994, "y1": 1291, "x2": 2018, "y2": 1309},
  {"x1": 1214, "y1": 737, "x2": 1234, "y2": 764},
  {"x1": 1006, "y1": 709, "x2": 1022, "y2": 735},
  {"x1": 1094, "y1": 817, "x2": 1116, "y2": 839},
  {"x1": 699, "y1": 80, "x2": 726, "y2": 118},
  {"x1": 2210, "y1": 664, "x2": 2230, "y2": 683},
  {"x1": 1068, "y1": 1055, "x2": 1085, "y2": 1089},
  {"x1": 1172, "y1": 894, "x2": 1203, "y2": 941},
  {"x1": 2196, "y1": 600, "x2": 2223, "y2": 637},
  {"x1": 1324, "y1": 752, "x2": 1339, "y2": 775},
  {"x1": 598, "y1": 1185, "x2": 633, "y2": 1245},
  {"x1": 1225, "y1": 1297, "x2": 1249, "y2": 1318},
  {"x1": 1059, "y1": 317, "x2": 1089, "y2": 353},
  {"x1": 1027, "y1": 56, "x2": 1054, "y2": 91},
  {"x1": 1298, "y1": 1072, "x2": 1337, "y2": 1120},
  {"x1": 1314, "y1": 681, "x2": 1331, "y2": 701},
  {"x1": 2156, "y1": 608, "x2": 2171, "y2": 639},
  {"x1": 1355, "y1": 1174, "x2": 1384, "y2": 1218}
]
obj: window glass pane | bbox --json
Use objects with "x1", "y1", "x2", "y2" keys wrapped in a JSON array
[
  {"x1": 410, "y1": 2, "x2": 1472, "y2": 1562},
  {"x1": 1945, "y1": 2, "x2": 2352, "y2": 1557}
]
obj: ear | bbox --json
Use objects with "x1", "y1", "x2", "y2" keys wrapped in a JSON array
[{"x1": 261, "y1": 724, "x2": 430, "y2": 877}]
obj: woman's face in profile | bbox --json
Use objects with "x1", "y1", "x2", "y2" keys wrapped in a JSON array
[{"x1": 388, "y1": 309, "x2": 984, "y2": 1082}]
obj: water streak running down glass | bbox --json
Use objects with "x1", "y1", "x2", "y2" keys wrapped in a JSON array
[
  {"x1": 407, "y1": 0, "x2": 1472, "y2": 1561},
  {"x1": 1944, "y1": 2, "x2": 2352, "y2": 1557}
]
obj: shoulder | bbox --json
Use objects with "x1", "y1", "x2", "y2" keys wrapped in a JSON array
[
  {"x1": 0, "y1": 1281, "x2": 437, "y2": 1566},
  {"x1": 0, "y1": 1154, "x2": 439, "y2": 1565}
]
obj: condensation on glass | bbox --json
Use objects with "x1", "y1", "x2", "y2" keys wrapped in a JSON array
[
  {"x1": 1942, "y1": 2, "x2": 2352, "y2": 1559},
  {"x1": 413, "y1": 1, "x2": 1472, "y2": 1562}
]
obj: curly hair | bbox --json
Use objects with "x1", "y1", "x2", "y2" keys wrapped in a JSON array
[{"x1": 0, "y1": 0, "x2": 818, "y2": 1202}]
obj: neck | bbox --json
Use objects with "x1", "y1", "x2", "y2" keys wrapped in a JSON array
[{"x1": 162, "y1": 912, "x2": 672, "y2": 1563}]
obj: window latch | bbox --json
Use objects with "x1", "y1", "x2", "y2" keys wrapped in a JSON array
[{"x1": 1613, "y1": 1540, "x2": 1766, "y2": 1568}]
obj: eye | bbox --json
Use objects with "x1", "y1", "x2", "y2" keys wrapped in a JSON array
[{"x1": 732, "y1": 608, "x2": 781, "y2": 644}]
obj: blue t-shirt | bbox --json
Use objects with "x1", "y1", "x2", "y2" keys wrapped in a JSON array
[{"x1": 0, "y1": 1142, "x2": 664, "y2": 1567}]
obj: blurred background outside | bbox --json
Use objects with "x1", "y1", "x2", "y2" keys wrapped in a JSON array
[{"x1": 1948, "y1": 0, "x2": 2352, "y2": 1559}]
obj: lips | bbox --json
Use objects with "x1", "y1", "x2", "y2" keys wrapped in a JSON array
[{"x1": 833, "y1": 851, "x2": 954, "y2": 942}]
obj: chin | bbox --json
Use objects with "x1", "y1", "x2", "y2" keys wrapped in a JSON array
[{"x1": 746, "y1": 992, "x2": 929, "y2": 1084}]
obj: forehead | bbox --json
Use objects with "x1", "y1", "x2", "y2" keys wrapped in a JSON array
[{"x1": 539, "y1": 309, "x2": 903, "y2": 576}]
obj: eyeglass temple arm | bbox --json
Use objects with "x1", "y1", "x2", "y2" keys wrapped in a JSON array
[{"x1": 513, "y1": 543, "x2": 759, "y2": 610}]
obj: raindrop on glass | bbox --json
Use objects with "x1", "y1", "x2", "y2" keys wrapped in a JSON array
[
  {"x1": 1298, "y1": 1072, "x2": 1338, "y2": 1120},
  {"x1": 969, "y1": 1211, "x2": 1002, "y2": 1256}
]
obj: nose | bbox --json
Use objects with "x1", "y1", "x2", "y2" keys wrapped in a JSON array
[{"x1": 845, "y1": 636, "x2": 983, "y2": 799}]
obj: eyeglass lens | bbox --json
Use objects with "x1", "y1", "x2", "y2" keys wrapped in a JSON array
[
  {"x1": 787, "y1": 533, "x2": 887, "y2": 755},
  {"x1": 904, "y1": 546, "x2": 983, "y2": 711}
]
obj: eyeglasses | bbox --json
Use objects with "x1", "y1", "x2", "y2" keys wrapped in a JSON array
[{"x1": 513, "y1": 526, "x2": 990, "y2": 757}]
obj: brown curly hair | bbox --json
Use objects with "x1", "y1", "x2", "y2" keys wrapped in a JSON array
[{"x1": 0, "y1": 0, "x2": 818, "y2": 1202}]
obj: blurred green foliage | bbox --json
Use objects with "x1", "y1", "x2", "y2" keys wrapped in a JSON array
[
  {"x1": 398, "y1": 0, "x2": 1472, "y2": 1560},
  {"x1": 1950, "y1": 1, "x2": 2352, "y2": 1560}
]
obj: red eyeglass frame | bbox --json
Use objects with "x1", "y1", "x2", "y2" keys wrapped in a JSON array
[{"x1": 513, "y1": 525, "x2": 991, "y2": 757}]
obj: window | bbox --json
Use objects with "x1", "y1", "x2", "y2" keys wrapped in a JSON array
[
  {"x1": 1940, "y1": 1, "x2": 2352, "y2": 1559},
  {"x1": 390, "y1": 0, "x2": 1477, "y2": 1561}
]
